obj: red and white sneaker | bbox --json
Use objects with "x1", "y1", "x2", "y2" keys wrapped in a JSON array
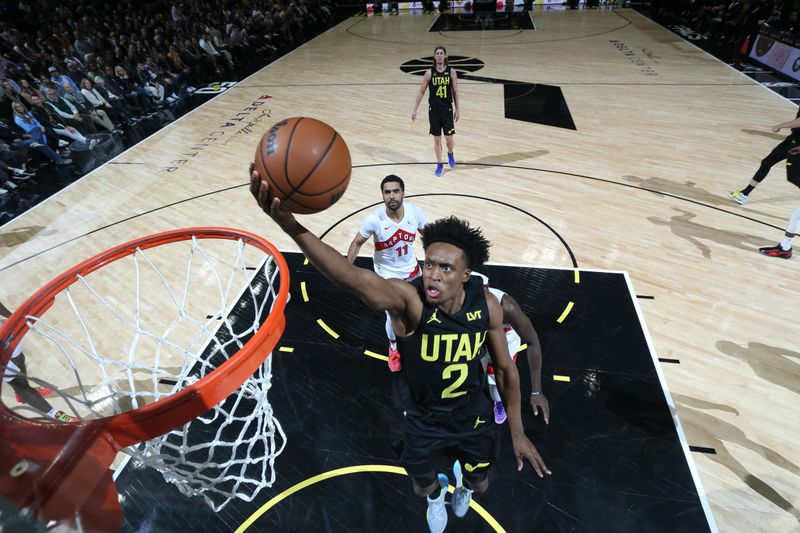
[
  {"x1": 758, "y1": 244, "x2": 792, "y2": 259},
  {"x1": 52, "y1": 410, "x2": 77, "y2": 423},
  {"x1": 388, "y1": 346, "x2": 402, "y2": 372}
]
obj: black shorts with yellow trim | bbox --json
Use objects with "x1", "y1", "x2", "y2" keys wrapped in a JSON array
[
  {"x1": 400, "y1": 408, "x2": 497, "y2": 488},
  {"x1": 428, "y1": 105, "x2": 455, "y2": 137}
]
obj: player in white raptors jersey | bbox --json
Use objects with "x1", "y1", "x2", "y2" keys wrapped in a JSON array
[
  {"x1": 347, "y1": 176, "x2": 427, "y2": 371},
  {"x1": 471, "y1": 274, "x2": 549, "y2": 425}
]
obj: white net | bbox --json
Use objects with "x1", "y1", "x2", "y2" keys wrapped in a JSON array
[{"x1": 5, "y1": 232, "x2": 287, "y2": 511}]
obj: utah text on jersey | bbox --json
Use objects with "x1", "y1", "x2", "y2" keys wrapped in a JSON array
[{"x1": 420, "y1": 331, "x2": 487, "y2": 363}]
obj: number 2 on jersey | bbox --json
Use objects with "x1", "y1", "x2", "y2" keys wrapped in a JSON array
[{"x1": 441, "y1": 363, "x2": 468, "y2": 399}]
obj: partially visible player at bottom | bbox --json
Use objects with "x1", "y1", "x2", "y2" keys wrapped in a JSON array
[
  {"x1": 758, "y1": 204, "x2": 799, "y2": 259},
  {"x1": 471, "y1": 274, "x2": 549, "y2": 425},
  {"x1": 1, "y1": 302, "x2": 75, "y2": 422},
  {"x1": 347, "y1": 175, "x2": 426, "y2": 372},
  {"x1": 251, "y1": 169, "x2": 550, "y2": 533}
]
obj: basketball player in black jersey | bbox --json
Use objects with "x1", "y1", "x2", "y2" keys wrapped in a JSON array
[
  {"x1": 250, "y1": 170, "x2": 550, "y2": 532},
  {"x1": 412, "y1": 45, "x2": 460, "y2": 177},
  {"x1": 727, "y1": 112, "x2": 800, "y2": 205}
]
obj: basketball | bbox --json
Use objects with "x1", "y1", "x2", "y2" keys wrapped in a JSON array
[{"x1": 254, "y1": 117, "x2": 352, "y2": 214}]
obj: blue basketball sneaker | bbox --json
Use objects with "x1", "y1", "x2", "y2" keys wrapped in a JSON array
[{"x1": 447, "y1": 152, "x2": 455, "y2": 168}]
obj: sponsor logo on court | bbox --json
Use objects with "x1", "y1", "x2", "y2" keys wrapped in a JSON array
[
  {"x1": 161, "y1": 95, "x2": 273, "y2": 173},
  {"x1": 609, "y1": 40, "x2": 659, "y2": 76}
]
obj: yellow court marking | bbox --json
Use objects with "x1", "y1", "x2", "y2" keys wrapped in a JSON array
[
  {"x1": 316, "y1": 319, "x2": 340, "y2": 339},
  {"x1": 364, "y1": 350, "x2": 389, "y2": 361},
  {"x1": 234, "y1": 464, "x2": 506, "y2": 533},
  {"x1": 278, "y1": 346, "x2": 294, "y2": 352},
  {"x1": 574, "y1": 269, "x2": 580, "y2": 284},
  {"x1": 553, "y1": 375, "x2": 571, "y2": 382},
  {"x1": 517, "y1": 344, "x2": 527, "y2": 354},
  {"x1": 556, "y1": 301, "x2": 574, "y2": 323},
  {"x1": 303, "y1": 257, "x2": 310, "y2": 266},
  {"x1": 300, "y1": 281, "x2": 309, "y2": 302}
]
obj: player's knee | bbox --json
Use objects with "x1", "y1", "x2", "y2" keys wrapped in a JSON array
[
  {"x1": 467, "y1": 476, "x2": 489, "y2": 494},
  {"x1": 413, "y1": 479, "x2": 438, "y2": 498}
]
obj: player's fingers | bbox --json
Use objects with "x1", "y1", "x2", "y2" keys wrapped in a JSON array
[
  {"x1": 531, "y1": 452, "x2": 552, "y2": 476},
  {"x1": 543, "y1": 403, "x2": 550, "y2": 425},
  {"x1": 516, "y1": 454, "x2": 524, "y2": 471}
]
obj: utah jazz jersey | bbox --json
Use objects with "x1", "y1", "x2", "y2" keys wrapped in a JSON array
[
  {"x1": 397, "y1": 275, "x2": 490, "y2": 415},
  {"x1": 428, "y1": 66, "x2": 453, "y2": 107}
]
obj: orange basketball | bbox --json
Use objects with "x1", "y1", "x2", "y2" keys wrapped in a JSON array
[{"x1": 254, "y1": 117, "x2": 352, "y2": 214}]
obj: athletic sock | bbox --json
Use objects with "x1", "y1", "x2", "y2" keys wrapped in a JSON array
[
  {"x1": 780, "y1": 236, "x2": 794, "y2": 250},
  {"x1": 742, "y1": 185, "x2": 755, "y2": 195}
]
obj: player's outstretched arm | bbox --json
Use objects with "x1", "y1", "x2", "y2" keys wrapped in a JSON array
[
  {"x1": 487, "y1": 292, "x2": 551, "y2": 477},
  {"x1": 251, "y1": 168, "x2": 411, "y2": 313},
  {"x1": 502, "y1": 294, "x2": 548, "y2": 424}
]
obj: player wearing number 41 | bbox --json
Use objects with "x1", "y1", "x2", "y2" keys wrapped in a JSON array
[
  {"x1": 250, "y1": 169, "x2": 550, "y2": 533},
  {"x1": 411, "y1": 45, "x2": 459, "y2": 178},
  {"x1": 347, "y1": 175, "x2": 427, "y2": 372}
]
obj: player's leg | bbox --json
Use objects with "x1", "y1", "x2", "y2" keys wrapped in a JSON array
[
  {"x1": 432, "y1": 136, "x2": 443, "y2": 177},
  {"x1": 729, "y1": 137, "x2": 793, "y2": 204},
  {"x1": 429, "y1": 106, "x2": 444, "y2": 176},
  {"x1": 5, "y1": 352, "x2": 73, "y2": 422},
  {"x1": 401, "y1": 428, "x2": 450, "y2": 533},
  {"x1": 385, "y1": 311, "x2": 402, "y2": 372},
  {"x1": 452, "y1": 428, "x2": 496, "y2": 518},
  {"x1": 444, "y1": 107, "x2": 456, "y2": 168},
  {"x1": 759, "y1": 205, "x2": 800, "y2": 258}
]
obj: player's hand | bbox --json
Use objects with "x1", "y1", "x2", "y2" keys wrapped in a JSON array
[
  {"x1": 411, "y1": 110, "x2": 417, "y2": 121},
  {"x1": 250, "y1": 163, "x2": 296, "y2": 230},
  {"x1": 772, "y1": 124, "x2": 782, "y2": 133},
  {"x1": 789, "y1": 146, "x2": 800, "y2": 155},
  {"x1": 512, "y1": 433, "x2": 551, "y2": 477},
  {"x1": 530, "y1": 394, "x2": 550, "y2": 425},
  {"x1": 454, "y1": 109, "x2": 460, "y2": 122}
]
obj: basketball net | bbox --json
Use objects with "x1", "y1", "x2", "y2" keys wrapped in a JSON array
[{"x1": 1, "y1": 229, "x2": 288, "y2": 525}]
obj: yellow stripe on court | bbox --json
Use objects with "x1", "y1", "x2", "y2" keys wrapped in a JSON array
[
  {"x1": 316, "y1": 319, "x2": 340, "y2": 339},
  {"x1": 553, "y1": 375, "x2": 571, "y2": 382},
  {"x1": 574, "y1": 269, "x2": 580, "y2": 284},
  {"x1": 364, "y1": 350, "x2": 389, "y2": 361},
  {"x1": 278, "y1": 346, "x2": 294, "y2": 352},
  {"x1": 557, "y1": 301, "x2": 574, "y2": 323},
  {"x1": 301, "y1": 281, "x2": 309, "y2": 302},
  {"x1": 234, "y1": 464, "x2": 506, "y2": 533}
]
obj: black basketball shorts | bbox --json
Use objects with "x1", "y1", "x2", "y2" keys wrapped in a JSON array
[
  {"x1": 428, "y1": 105, "x2": 455, "y2": 137},
  {"x1": 400, "y1": 411, "x2": 497, "y2": 488}
]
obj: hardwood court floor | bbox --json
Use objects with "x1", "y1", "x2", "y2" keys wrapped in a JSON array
[{"x1": 1, "y1": 7, "x2": 798, "y2": 532}]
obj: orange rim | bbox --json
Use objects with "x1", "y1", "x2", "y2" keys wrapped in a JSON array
[{"x1": 0, "y1": 227, "x2": 289, "y2": 447}]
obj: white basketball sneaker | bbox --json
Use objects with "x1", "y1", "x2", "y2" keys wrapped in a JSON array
[
  {"x1": 452, "y1": 460, "x2": 473, "y2": 518},
  {"x1": 426, "y1": 473, "x2": 449, "y2": 533}
]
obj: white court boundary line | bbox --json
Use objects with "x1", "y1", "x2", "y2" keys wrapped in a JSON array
[
  {"x1": 621, "y1": 269, "x2": 719, "y2": 533},
  {"x1": 479, "y1": 261, "x2": 718, "y2": 532}
]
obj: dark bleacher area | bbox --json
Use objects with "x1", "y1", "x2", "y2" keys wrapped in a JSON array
[{"x1": 0, "y1": 0, "x2": 357, "y2": 224}]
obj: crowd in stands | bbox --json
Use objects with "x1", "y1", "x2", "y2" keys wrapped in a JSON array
[
  {"x1": 0, "y1": 0, "x2": 337, "y2": 223},
  {"x1": 650, "y1": 0, "x2": 786, "y2": 60}
]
